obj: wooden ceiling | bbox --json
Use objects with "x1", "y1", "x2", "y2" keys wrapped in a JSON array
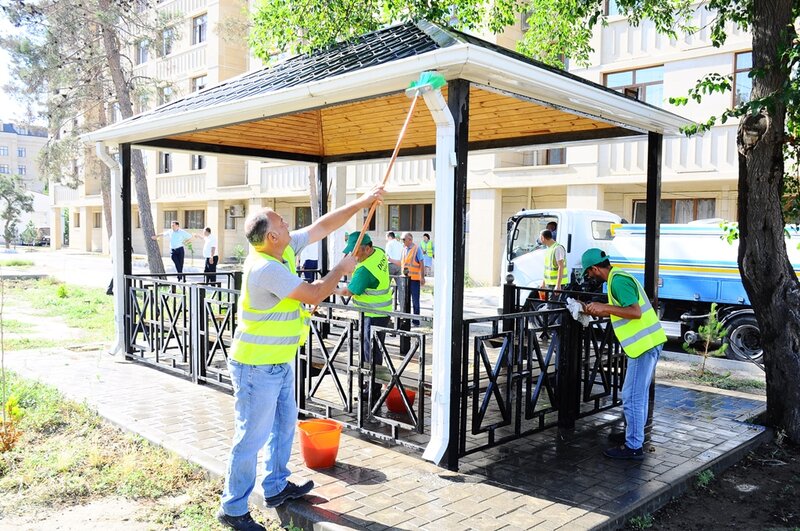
[{"x1": 166, "y1": 84, "x2": 621, "y2": 159}]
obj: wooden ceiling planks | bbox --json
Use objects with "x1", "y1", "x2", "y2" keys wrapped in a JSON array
[{"x1": 163, "y1": 84, "x2": 623, "y2": 158}]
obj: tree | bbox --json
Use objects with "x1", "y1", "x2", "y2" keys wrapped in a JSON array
[
  {"x1": 248, "y1": 0, "x2": 800, "y2": 442},
  {"x1": 0, "y1": 175, "x2": 34, "y2": 249},
  {"x1": 1, "y1": 0, "x2": 174, "y2": 274}
]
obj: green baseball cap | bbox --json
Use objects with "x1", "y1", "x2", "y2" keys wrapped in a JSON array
[
  {"x1": 581, "y1": 248, "x2": 608, "y2": 276},
  {"x1": 343, "y1": 232, "x2": 372, "y2": 254}
]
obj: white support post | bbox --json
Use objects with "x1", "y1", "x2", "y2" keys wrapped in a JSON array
[{"x1": 419, "y1": 89, "x2": 456, "y2": 465}]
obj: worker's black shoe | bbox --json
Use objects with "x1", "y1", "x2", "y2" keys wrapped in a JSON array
[
  {"x1": 604, "y1": 444, "x2": 645, "y2": 460},
  {"x1": 264, "y1": 480, "x2": 314, "y2": 508},
  {"x1": 216, "y1": 509, "x2": 266, "y2": 531}
]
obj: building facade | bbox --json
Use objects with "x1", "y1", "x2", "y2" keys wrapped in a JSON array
[{"x1": 53, "y1": 3, "x2": 750, "y2": 287}]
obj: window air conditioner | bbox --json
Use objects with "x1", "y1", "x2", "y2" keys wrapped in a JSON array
[{"x1": 229, "y1": 204, "x2": 245, "y2": 217}]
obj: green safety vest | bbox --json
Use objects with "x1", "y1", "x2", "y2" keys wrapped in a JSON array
[
  {"x1": 607, "y1": 268, "x2": 667, "y2": 358},
  {"x1": 421, "y1": 240, "x2": 434, "y2": 258},
  {"x1": 543, "y1": 243, "x2": 565, "y2": 286},
  {"x1": 352, "y1": 247, "x2": 393, "y2": 318},
  {"x1": 232, "y1": 245, "x2": 310, "y2": 365}
]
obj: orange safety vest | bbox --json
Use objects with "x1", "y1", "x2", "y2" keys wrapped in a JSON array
[{"x1": 401, "y1": 244, "x2": 423, "y2": 281}]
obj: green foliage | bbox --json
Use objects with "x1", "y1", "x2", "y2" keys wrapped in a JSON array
[
  {"x1": 247, "y1": 0, "x2": 520, "y2": 61},
  {"x1": 233, "y1": 244, "x2": 246, "y2": 265},
  {"x1": 628, "y1": 513, "x2": 654, "y2": 530},
  {"x1": 0, "y1": 259, "x2": 34, "y2": 267},
  {"x1": 719, "y1": 221, "x2": 740, "y2": 244},
  {"x1": 683, "y1": 303, "x2": 728, "y2": 375},
  {"x1": 55, "y1": 284, "x2": 68, "y2": 298},
  {"x1": 20, "y1": 221, "x2": 37, "y2": 245},
  {"x1": 0, "y1": 175, "x2": 34, "y2": 249},
  {"x1": 695, "y1": 469, "x2": 715, "y2": 489}
]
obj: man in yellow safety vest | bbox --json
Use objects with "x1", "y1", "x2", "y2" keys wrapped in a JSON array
[
  {"x1": 540, "y1": 229, "x2": 566, "y2": 297},
  {"x1": 217, "y1": 187, "x2": 384, "y2": 530},
  {"x1": 581, "y1": 248, "x2": 666, "y2": 461}
]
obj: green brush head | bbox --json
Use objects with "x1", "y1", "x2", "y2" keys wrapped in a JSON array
[{"x1": 406, "y1": 71, "x2": 446, "y2": 96}]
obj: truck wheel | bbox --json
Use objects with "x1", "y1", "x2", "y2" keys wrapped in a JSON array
[{"x1": 724, "y1": 315, "x2": 763, "y2": 363}]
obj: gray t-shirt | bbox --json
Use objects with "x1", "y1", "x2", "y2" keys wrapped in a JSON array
[{"x1": 247, "y1": 229, "x2": 310, "y2": 311}]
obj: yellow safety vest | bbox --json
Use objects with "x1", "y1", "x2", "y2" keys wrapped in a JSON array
[
  {"x1": 543, "y1": 243, "x2": 565, "y2": 287},
  {"x1": 352, "y1": 247, "x2": 393, "y2": 318},
  {"x1": 232, "y1": 245, "x2": 310, "y2": 365},
  {"x1": 421, "y1": 240, "x2": 434, "y2": 258},
  {"x1": 607, "y1": 268, "x2": 667, "y2": 358}
]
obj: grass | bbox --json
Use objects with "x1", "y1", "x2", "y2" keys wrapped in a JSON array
[
  {"x1": 695, "y1": 469, "x2": 715, "y2": 489},
  {"x1": 628, "y1": 513, "x2": 654, "y2": 529},
  {"x1": 0, "y1": 319, "x2": 34, "y2": 333},
  {"x1": 0, "y1": 372, "x2": 277, "y2": 529},
  {"x1": 3, "y1": 279, "x2": 114, "y2": 345},
  {"x1": 0, "y1": 259, "x2": 34, "y2": 267},
  {"x1": 661, "y1": 368, "x2": 766, "y2": 394}
]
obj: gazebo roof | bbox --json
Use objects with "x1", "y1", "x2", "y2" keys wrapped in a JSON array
[{"x1": 86, "y1": 21, "x2": 691, "y2": 162}]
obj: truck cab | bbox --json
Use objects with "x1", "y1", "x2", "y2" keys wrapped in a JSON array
[{"x1": 502, "y1": 209, "x2": 621, "y2": 288}]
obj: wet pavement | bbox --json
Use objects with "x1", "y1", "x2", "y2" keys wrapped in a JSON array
[{"x1": 4, "y1": 347, "x2": 767, "y2": 530}]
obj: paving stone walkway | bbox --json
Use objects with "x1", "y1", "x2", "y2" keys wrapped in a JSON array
[{"x1": 5, "y1": 348, "x2": 767, "y2": 530}]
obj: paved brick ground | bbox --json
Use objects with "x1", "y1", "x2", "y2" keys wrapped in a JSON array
[{"x1": 4, "y1": 348, "x2": 766, "y2": 530}]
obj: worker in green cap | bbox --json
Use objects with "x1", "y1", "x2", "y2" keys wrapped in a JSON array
[
  {"x1": 335, "y1": 232, "x2": 393, "y2": 400},
  {"x1": 581, "y1": 248, "x2": 666, "y2": 461}
]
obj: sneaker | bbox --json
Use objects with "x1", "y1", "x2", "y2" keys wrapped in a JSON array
[
  {"x1": 216, "y1": 509, "x2": 266, "y2": 531},
  {"x1": 264, "y1": 480, "x2": 314, "y2": 508},
  {"x1": 604, "y1": 444, "x2": 645, "y2": 460}
]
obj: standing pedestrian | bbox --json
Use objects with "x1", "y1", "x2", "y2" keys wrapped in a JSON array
[
  {"x1": 384, "y1": 231, "x2": 403, "y2": 276},
  {"x1": 581, "y1": 248, "x2": 666, "y2": 461},
  {"x1": 217, "y1": 186, "x2": 384, "y2": 531},
  {"x1": 151, "y1": 221, "x2": 192, "y2": 281},
  {"x1": 540, "y1": 229, "x2": 566, "y2": 296},
  {"x1": 420, "y1": 233, "x2": 434, "y2": 277},
  {"x1": 199, "y1": 227, "x2": 219, "y2": 284},
  {"x1": 400, "y1": 232, "x2": 424, "y2": 326}
]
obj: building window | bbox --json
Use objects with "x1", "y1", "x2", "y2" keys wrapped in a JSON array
[
  {"x1": 605, "y1": 0, "x2": 621, "y2": 16},
  {"x1": 161, "y1": 27, "x2": 174, "y2": 56},
  {"x1": 734, "y1": 51, "x2": 753, "y2": 106},
  {"x1": 294, "y1": 206, "x2": 312, "y2": 229},
  {"x1": 605, "y1": 66, "x2": 664, "y2": 107},
  {"x1": 185, "y1": 209, "x2": 205, "y2": 229},
  {"x1": 0, "y1": 146, "x2": 7, "y2": 156},
  {"x1": 17, "y1": 165, "x2": 26, "y2": 175},
  {"x1": 191, "y1": 154, "x2": 205, "y2": 170},
  {"x1": 364, "y1": 209, "x2": 376, "y2": 231},
  {"x1": 93, "y1": 212, "x2": 102, "y2": 228},
  {"x1": 135, "y1": 211, "x2": 141, "y2": 229},
  {"x1": 158, "y1": 86, "x2": 173, "y2": 105},
  {"x1": 388, "y1": 204, "x2": 432, "y2": 232},
  {"x1": 192, "y1": 75, "x2": 207, "y2": 92},
  {"x1": 0, "y1": 165, "x2": 8, "y2": 174},
  {"x1": 17, "y1": 147, "x2": 25, "y2": 158},
  {"x1": 632, "y1": 198, "x2": 716, "y2": 224},
  {"x1": 225, "y1": 210, "x2": 236, "y2": 230},
  {"x1": 522, "y1": 148, "x2": 566, "y2": 166},
  {"x1": 74, "y1": 213, "x2": 80, "y2": 228},
  {"x1": 136, "y1": 40, "x2": 148, "y2": 65},
  {"x1": 158, "y1": 152, "x2": 172, "y2": 173},
  {"x1": 192, "y1": 14, "x2": 207, "y2": 44},
  {"x1": 164, "y1": 210, "x2": 177, "y2": 229}
]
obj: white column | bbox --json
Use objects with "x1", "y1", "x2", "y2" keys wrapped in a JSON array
[
  {"x1": 467, "y1": 188, "x2": 502, "y2": 286},
  {"x1": 566, "y1": 184, "x2": 605, "y2": 210}
]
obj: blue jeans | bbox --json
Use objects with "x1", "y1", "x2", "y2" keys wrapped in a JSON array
[
  {"x1": 622, "y1": 344, "x2": 661, "y2": 450},
  {"x1": 221, "y1": 360, "x2": 296, "y2": 516},
  {"x1": 409, "y1": 279, "x2": 420, "y2": 324}
]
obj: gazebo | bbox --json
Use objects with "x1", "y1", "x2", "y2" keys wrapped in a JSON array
[{"x1": 86, "y1": 20, "x2": 690, "y2": 469}]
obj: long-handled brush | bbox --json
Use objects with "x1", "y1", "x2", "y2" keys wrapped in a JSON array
[{"x1": 311, "y1": 71, "x2": 446, "y2": 314}]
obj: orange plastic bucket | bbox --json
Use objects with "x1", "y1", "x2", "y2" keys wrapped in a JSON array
[
  {"x1": 386, "y1": 386, "x2": 416, "y2": 414},
  {"x1": 298, "y1": 419, "x2": 342, "y2": 469}
]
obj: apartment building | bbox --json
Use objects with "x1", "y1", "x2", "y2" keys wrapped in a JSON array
[
  {"x1": 53, "y1": 3, "x2": 750, "y2": 287},
  {"x1": 0, "y1": 122, "x2": 47, "y2": 193}
]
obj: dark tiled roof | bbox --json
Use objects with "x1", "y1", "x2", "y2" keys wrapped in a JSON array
[
  {"x1": 2, "y1": 123, "x2": 48, "y2": 137},
  {"x1": 140, "y1": 21, "x2": 454, "y2": 121}
]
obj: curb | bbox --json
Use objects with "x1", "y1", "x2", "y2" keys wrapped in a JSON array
[{"x1": 593, "y1": 423, "x2": 772, "y2": 531}]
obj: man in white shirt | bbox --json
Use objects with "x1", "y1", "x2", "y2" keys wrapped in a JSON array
[
  {"x1": 151, "y1": 220, "x2": 192, "y2": 281},
  {"x1": 385, "y1": 231, "x2": 403, "y2": 276},
  {"x1": 201, "y1": 227, "x2": 219, "y2": 284}
]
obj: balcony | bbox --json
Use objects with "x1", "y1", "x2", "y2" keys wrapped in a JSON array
[
  {"x1": 157, "y1": 44, "x2": 207, "y2": 80},
  {"x1": 156, "y1": 173, "x2": 206, "y2": 199},
  {"x1": 53, "y1": 184, "x2": 79, "y2": 205},
  {"x1": 354, "y1": 158, "x2": 435, "y2": 189},
  {"x1": 260, "y1": 165, "x2": 313, "y2": 195}
]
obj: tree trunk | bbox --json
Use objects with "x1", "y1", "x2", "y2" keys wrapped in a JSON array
[
  {"x1": 98, "y1": 2, "x2": 165, "y2": 275},
  {"x1": 738, "y1": 0, "x2": 800, "y2": 442}
]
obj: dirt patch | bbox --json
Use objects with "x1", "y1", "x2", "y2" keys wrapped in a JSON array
[
  {"x1": 1, "y1": 497, "x2": 151, "y2": 530},
  {"x1": 641, "y1": 440, "x2": 800, "y2": 530}
]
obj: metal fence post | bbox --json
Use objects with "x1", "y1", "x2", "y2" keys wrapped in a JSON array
[
  {"x1": 189, "y1": 285, "x2": 205, "y2": 384},
  {"x1": 399, "y1": 272, "x2": 411, "y2": 354},
  {"x1": 502, "y1": 277, "x2": 515, "y2": 332},
  {"x1": 557, "y1": 312, "x2": 582, "y2": 430}
]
